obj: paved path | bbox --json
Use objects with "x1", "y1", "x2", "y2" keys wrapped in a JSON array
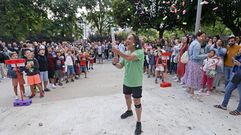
[{"x1": 0, "y1": 63, "x2": 240, "y2": 135}]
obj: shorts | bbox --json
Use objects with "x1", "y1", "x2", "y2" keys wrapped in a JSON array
[
  {"x1": 40, "y1": 71, "x2": 48, "y2": 82},
  {"x1": 12, "y1": 75, "x2": 25, "y2": 87},
  {"x1": 48, "y1": 70, "x2": 55, "y2": 79},
  {"x1": 90, "y1": 59, "x2": 94, "y2": 64},
  {"x1": 156, "y1": 65, "x2": 164, "y2": 72},
  {"x1": 67, "y1": 65, "x2": 75, "y2": 75},
  {"x1": 55, "y1": 70, "x2": 62, "y2": 79},
  {"x1": 27, "y1": 74, "x2": 41, "y2": 86},
  {"x1": 123, "y1": 85, "x2": 142, "y2": 98},
  {"x1": 80, "y1": 66, "x2": 87, "y2": 72},
  {"x1": 98, "y1": 54, "x2": 102, "y2": 58}
]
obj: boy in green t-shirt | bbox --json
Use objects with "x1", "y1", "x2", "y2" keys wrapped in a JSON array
[{"x1": 112, "y1": 34, "x2": 144, "y2": 135}]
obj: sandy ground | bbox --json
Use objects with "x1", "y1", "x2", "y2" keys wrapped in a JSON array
[{"x1": 0, "y1": 62, "x2": 241, "y2": 135}]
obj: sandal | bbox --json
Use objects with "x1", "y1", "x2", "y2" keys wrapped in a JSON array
[
  {"x1": 229, "y1": 110, "x2": 241, "y2": 116},
  {"x1": 214, "y1": 105, "x2": 227, "y2": 110}
]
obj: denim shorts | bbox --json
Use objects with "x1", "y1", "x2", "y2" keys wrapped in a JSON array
[
  {"x1": 67, "y1": 65, "x2": 75, "y2": 75},
  {"x1": 40, "y1": 71, "x2": 48, "y2": 82},
  {"x1": 80, "y1": 66, "x2": 87, "y2": 72}
]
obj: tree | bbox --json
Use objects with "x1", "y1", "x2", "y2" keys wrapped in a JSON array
[
  {"x1": 85, "y1": 0, "x2": 113, "y2": 37},
  {"x1": 0, "y1": 0, "x2": 97, "y2": 42},
  {"x1": 208, "y1": 0, "x2": 241, "y2": 36},
  {"x1": 112, "y1": 0, "x2": 196, "y2": 38}
]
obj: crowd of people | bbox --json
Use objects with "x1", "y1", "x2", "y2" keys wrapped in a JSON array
[
  {"x1": 0, "y1": 40, "x2": 114, "y2": 99},
  {"x1": 142, "y1": 33, "x2": 241, "y2": 116},
  {"x1": 0, "y1": 33, "x2": 241, "y2": 116}
]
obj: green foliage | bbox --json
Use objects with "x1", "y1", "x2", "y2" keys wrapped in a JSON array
[
  {"x1": 85, "y1": 0, "x2": 113, "y2": 37},
  {"x1": 201, "y1": 20, "x2": 233, "y2": 36},
  {"x1": 137, "y1": 29, "x2": 159, "y2": 42},
  {"x1": 0, "y1": 0, "x2": 92, "y2": 42},
  {"x1": 112, "y1": 0, "x2": 241, "y2": 38}
]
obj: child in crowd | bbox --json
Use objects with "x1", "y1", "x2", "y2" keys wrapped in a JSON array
[
  {"x1": 199, "y1": 50, "x2": 219, "y2": 96},
  {"x1": 148, "y1": 49, "x2": 156, "y2": 78},
  {"x1": 79, "y1": 51, "x2": 88, "y2": 78},
  {"x1": 7, "y1": 52, "x2": 25, "y2": 100},
  {"x1": 35, "y1": 45, "x2": 51, "y2": 92},
  {"x1": 65, "y1": 50, "x2": 75, "y2": 83},
  {"x1": 144, "y1": 50, "x2": 149, "y2": 74},
  {"x1": 155, "y1": 51, "x2": 165, "y2": 84},
  {"x1": 24, "y1": 49, "x2": 44, "y2": 98},
  {"x1": 89, "y1": 49, "x2": 95, "y2": 70},
  {"x1": 54, "y1": 50, "x2": 65, "y2": 86},
  {"x1": 47, "y1": 47, "x2": 57, "y2": 89},
  {"x1": 73, "y1": 50, "x2": 80, "y2": 79}
]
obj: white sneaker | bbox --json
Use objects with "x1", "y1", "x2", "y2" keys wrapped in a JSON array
[
  {"x1": 172, "y1": 76, "x2": 177, "y2": 79},
  {"x1": 206, "y1": 91, "x2": 211, "y2": 96},
  {"x1": 199, "y1": 89, "x2": 204, "y2": 93},
  {"x1": 15, "y1": 96, "x2": 19, "y2": 100},
  {"x1": 180, "y1": 82, "x2": 184, "y2": 85},
  {"x1": 52, "y1": 84, "x2": 57, "y2": 89},
  {"x1": 51, "y1": 84, "x2": 57, "y2": 89},
  {"x1": 174, "y1": 79, "x2": 179, "y2": 82}
]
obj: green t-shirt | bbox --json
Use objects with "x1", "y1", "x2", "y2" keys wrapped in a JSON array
[{"x1": 120, "y1": 49, "x2": 144, "y2": 87}]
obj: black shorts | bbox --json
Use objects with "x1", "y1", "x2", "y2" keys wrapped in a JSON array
[
  {"x1": 123, "y1": 85, "x2": 142, "y2": 98},
  {"x1": 48, "y1": 70, "x2": 55, "y2": 79},
  {"x1": 98, "y1": 54, "x2": 102, "y2": 58}
]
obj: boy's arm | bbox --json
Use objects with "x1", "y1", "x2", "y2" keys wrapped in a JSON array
[
  {"x1": 112, "y1": 47, "x2": 140, "y2": 61},
  {"x1": 33, "y1": 59, "x2": 39, "y2": 70},
  {"x1": 34, "y1": 46, "x2": 38, "y2": 58}
]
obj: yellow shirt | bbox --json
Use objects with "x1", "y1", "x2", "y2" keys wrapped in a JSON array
[{"x1": 224, "y1": 44, "x2": 241, "y2": 67}]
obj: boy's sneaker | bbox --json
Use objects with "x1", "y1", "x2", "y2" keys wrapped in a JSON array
[
  {"x1": 58, "y1": 82, "x2": 63, "y2": 86},
  {"x1": 66, "y1": 80, "x2": 69, "y2": 84},
  {"x1": 44, "y1": 88, "x2": 51, "y2": 92},
  {"x1": 120, "y1": 110, "x2": 133, "y2": 119},
  {"x1": 199, "y1": 89, "x2": 204, "y2": 93},
  {"x1": 75, "y1": 76, "x2": 79, "y2": 80},
  {"x1": 135, "y1": 122, "x2": 142, "y2": 135},
  {"x1": 29, "y1": 93, "x2": 36, "y2": 99},
  {"x1": 15, "y1": 96, "x2": 19, "y2": 100},
  {"x1": 40, "y1": 92, "x2": 44, "y2": 98},
  {"x1": 206, "y1": 91, "x2": 211, "y2": 96},
  {"x1": 51, "y1": 84, "x2": 57, "y2": 89},
  {"x1": 71, "y1": 79, "x2": 74, "y2": 82},
  {"x1": 180, "y1": 82, "x2": 185, "y2": 85}
]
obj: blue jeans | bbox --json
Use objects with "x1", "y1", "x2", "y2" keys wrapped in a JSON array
[
  {"x1": 224, "y1": 66, "x2": 233, "y2": 86},
  {"x1": 222, "y1": 81, "x2": 241, "y2": 111}
]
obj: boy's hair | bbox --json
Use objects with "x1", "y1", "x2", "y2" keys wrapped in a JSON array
[
  {"x1": 24, "y1": 49, "x2": 32, "y2": 54},
  {"x1": 130, "y1": 33, "x2": 142, "y2": 50},
  {"x1": 9, "y1": 52, "x2": 17, "y2": 57},
  {"x1": 208, "y1": 50, "x2": 216, "y2": 55}
]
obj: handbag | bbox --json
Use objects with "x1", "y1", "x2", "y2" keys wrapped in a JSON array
[{"x1": 181, "y1": 51, "x2": 188, "y2": 64}]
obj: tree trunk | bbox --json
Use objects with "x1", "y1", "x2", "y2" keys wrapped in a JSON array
[
  {"x1": 158, "y1": 29, "x2": 164, "y2": 39},
  {"x1": 230, "y1": 27, "x2": 241, "y2": 36},
  {"x1": 224, "y1": 22, "x2": 241, "y2": 36}
]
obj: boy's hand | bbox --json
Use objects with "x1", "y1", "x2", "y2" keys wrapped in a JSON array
[
  {"x1": 112, "y1": 57, "x2": 119, "y2": 65},
  {"x1": 234, "y1": 61, "x2": 241, "y2": 66}
]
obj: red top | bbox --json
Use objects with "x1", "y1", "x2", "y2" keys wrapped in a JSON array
[{"x1": 79, "y1": 54, "x2": 87, "y2": 66}]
